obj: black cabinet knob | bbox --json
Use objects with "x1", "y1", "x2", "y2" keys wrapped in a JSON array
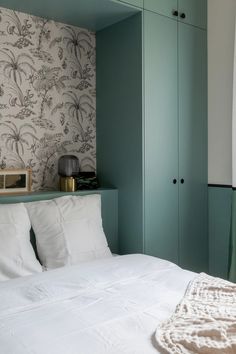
[
  {"x1": 181, "y1": 178, "x2": 184, "y2": 184},
  {"x1": 172, "y1": 10, "x2": 178, "y2": 17},
  {"x1": 173, "y1": 179, "x2": 177, "y2": 184},
  {"x1": 180, "y1": 13, "x2": 186, "y2": 19}
]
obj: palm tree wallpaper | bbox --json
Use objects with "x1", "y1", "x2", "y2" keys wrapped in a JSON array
[{"x1": 0, "y1": 7, "x2": 96, "y2": 190}]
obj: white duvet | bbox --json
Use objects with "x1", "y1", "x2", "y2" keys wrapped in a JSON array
[{"x1": 0, "y1": 254, "x2": 195, "y2": 354}]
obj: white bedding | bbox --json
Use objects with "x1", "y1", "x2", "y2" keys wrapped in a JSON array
[{"x1": 0, "y1": 254, "x2": 195, "y2": 354}]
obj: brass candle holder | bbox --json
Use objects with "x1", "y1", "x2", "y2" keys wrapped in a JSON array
[{"x1": 59, "y1": 176, "x2": 76, "y2": 192}]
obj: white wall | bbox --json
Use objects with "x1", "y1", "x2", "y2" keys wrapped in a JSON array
[{"x1": 208, "y1": 0, "x2": 236, "y2": 185}]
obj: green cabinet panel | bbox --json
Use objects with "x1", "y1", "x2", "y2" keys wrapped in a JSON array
[
  {"x1": 119, "y1": 0, "x2": 143, "y2": 8},
  {"x1": 144, "y1": 0, "x2": 177, "y2": 18},
  {"x1": 144, "y1": 0, "x2": 207, "y2": 29},
  {"x1": 144, "y1": 11, "x2": 179, "y2": 263},
  {"x1": 96, "y1": 5, "x2": 207, "y2": 272},
  {"x1": 178, "y1": 23, "x2": 208, "y2": 272},
  {"x1": 97, "y1": 14, "x2": 143, "y2": 255},
  {"x1": 144, "y1": 11, "x2": 208, "y2": 271},
  {"x1": 179, "y1": 0, "x2": 207, "y2": 29}
]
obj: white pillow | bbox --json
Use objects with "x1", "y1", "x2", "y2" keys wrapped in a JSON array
[
  {"x1": 0, "y1": 203, "x2": 42, "y2": 281},
  {"x1": 26, "y1": 195, "x2": 112, "y2": 269}
]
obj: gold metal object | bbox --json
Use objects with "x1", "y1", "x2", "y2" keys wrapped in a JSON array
[{"x1": 59, "y1": 176, "x2": 76, "y2": 192}]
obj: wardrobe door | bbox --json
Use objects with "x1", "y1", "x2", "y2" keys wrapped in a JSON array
[
  {"x1": 144, "y1": 0, "x2": 178, "y2": 19},
  {"x1": 144, "y1": 11, "x2": 179, "y2": 263},
  {"x1": 178, "y1": 0, "x2": 207, "y2": 29},
  {"x1": 178, "y1": 22, "x2": 208, "y2": 272}
]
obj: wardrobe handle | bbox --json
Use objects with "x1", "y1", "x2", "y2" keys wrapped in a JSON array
[
  {"x1": 172, "y1": 10, "x2": 178, "y2": 17},
  {"x1": 180, "y1": 178, "x2": 185, "y2": 184},
  {"x1": 180, "y1": 13, "x2": 186, "y2": 19},
  {"x1": 173, "y1": 179, "x2": 177, "y2": 184}
]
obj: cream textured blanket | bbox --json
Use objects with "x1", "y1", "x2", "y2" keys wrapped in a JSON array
[{"x1": 155, "y1": 273, "x2": 236, "y2": 354}]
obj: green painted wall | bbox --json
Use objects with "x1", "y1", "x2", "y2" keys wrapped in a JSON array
[{"x1": 208, "y1": 186, "x2": 232, "y2": 279}]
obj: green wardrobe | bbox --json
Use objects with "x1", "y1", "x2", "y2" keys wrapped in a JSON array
[{"x1": 97, "y1": 0, "x2": 208, "y2": 272}]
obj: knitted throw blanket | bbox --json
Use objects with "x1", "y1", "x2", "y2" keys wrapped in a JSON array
[{"x1": 155, "y1": 273, "x2": 236, "y2": 354}]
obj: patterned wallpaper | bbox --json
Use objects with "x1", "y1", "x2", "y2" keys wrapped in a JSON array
[{"x1": 0, "y1": 7, "x2": 96, "y2": 191}]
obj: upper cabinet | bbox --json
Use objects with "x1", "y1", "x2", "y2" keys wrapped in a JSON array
[
  {"x1": 178, "y1": 0, "x2": 207, "y2": 29},
  {"x1": 144, "y1": 0, "x2": 207, "y2": 29},
  {"x1": 144, "y1": 0, "x2": 178, "y2": 19},
  {"x1": 119, "y1": 0, "x2": 143, "y2": 8}
]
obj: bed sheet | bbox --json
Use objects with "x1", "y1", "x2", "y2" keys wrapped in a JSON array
[{"x1": 0, "y1": 254, "x2": 195, "y2": 354}]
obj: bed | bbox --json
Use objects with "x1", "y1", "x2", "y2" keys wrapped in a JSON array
[
  {"x1": 0, "y1": 192, "x2": 235, "y2": 354},
  {"x1": 0, "y1": 253, "x2": 194, "y2": 354}
]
